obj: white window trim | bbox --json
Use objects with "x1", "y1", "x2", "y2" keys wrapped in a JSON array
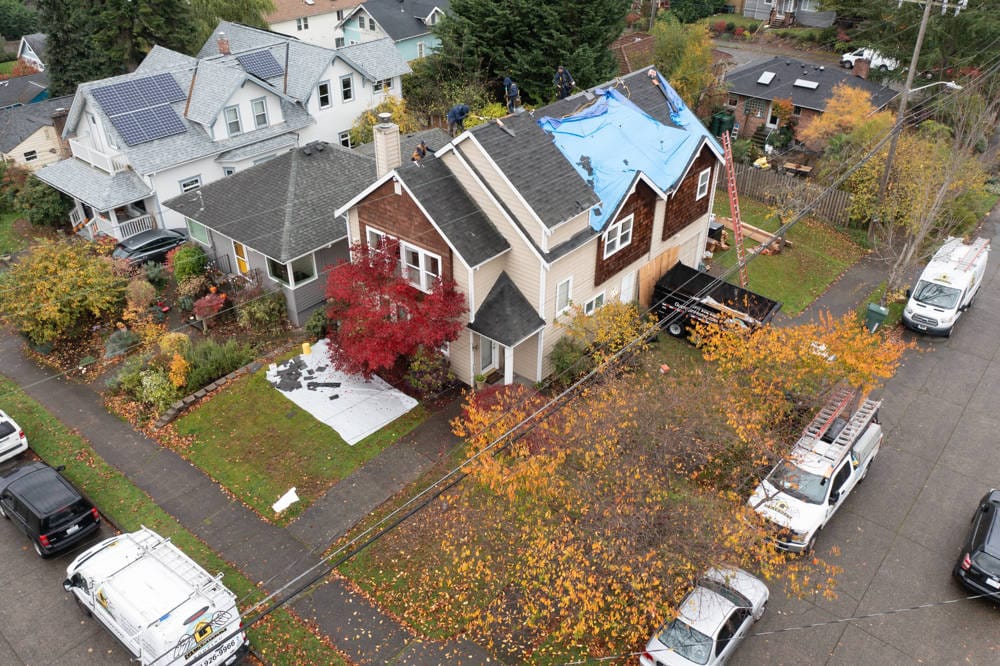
[
  {"x1": 224, "y1": 105, "x2": 242, "y2": 137},
  {"x1": 603, "y1": 214, "x2": 634, "y2": 259},
  {"x1": 23, "y1": 150, "x2": 37, "y2": 162},
  {"x1": 317, "y1": 81, "x2": 332, "y2": 109},
  {"x1": 297, "y1": 17, "x2": 309, "y2": 30},
  {"x1": 401, "y1": 240, "x2": 441, "y2": 293},
  {"x1": 340, "y1": 74, "x2": 354, "y2": 102},
  {"x1": 222, "y1": 166, "x2": 236, "y2": 177},
  {"x1": 583, "y1": 292, "x2": 605, "y2": 316},
  {"x1": 251, "y1": 97, "x2": 268, "y2": 129},
  {"x1": 338, "y1": 131, "x2": 351, "y2": 148},
  {"x1": 555, "y1": 277, "x2": 572, "y2": 316},
  {"x1": 266, "y1": 253, "x2": 318, "y2": 289},
  {"x1": 696, "y1": 168, "x2": 711, "y2": 200},
  {"x1": 417, "y1": 42, "x2": 425, "y2": 58},
  {"x1": 185, "y1": 217, "x2": 211, "y2": 246},
  {"x1": 179, "y1": 175, "x2": 202, "y2": 193}
]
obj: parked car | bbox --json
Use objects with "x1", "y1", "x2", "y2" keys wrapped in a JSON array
[
  {"x1": 0, "y1": 462, "x2": 101, "y2": 557},
  {"x1": 840, "y1": 48, "x2": 899, "y2": 72},
  {"x1": 0, "y1": 409, "x2": 28, "y2": 464},
  {"x1": 639, "y1": 567, "x2": 769, "y2": 666},
  {"x1": 954, "y1": 489, "x2": 1000, "y2": 600},
  {"x1": 111, "y1": 228, "x2": 187, "y2": 265}
]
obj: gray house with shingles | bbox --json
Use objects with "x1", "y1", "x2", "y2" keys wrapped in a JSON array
[
  {"x1": 336, "y1": 68, "x2": 724, "y2": 385},
  {"x1": 162, "y1": 128, "x2": 447, "y2": 325},
  {"x1": 34, "y1": 22, "x2": 409, "y2": 243}
]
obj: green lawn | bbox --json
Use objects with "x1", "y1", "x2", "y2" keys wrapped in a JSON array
[
  {"x1": 0, "y1": 61, "x2": 14, "y2": 75},
  {"x1": 174, "y1": 368, "x2": 427, "y2": 524},
  {"x1": 711, "y1": 196, "x2": 866, "y2": 314},
  {"x1": 0, "y1": 375, "x2": 348, "y2": 666},
  {"x1": 0, "y1": 211, "x2": 28, "y2": 255}
]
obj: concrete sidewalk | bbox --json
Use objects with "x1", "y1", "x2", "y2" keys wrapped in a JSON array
[{"x1": 0, "y1": 335, "x2": 491, "y2": 665}]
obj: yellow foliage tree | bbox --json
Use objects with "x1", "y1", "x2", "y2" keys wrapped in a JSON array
[
  {"x1": 558, "y1": 300, "x2": 660, "y2": 366},
  {"x1": 348, "y1": 94, "x2": 418, "y2": 146},
  {"x1": 168, "y1": 353, "x2": 190, "y2": 389},
  {"x1": 799, "y1": 83, "x2": 883, "y2": 148},
  {"x1": 652, "y1": 15, "x2": 716, "y2": 107}
]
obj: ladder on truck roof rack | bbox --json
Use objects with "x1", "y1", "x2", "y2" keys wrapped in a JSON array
[
  {"x1": 954, "y1": 237, "x2": 989, "y2": 272},
  {"x1": 792, "y1": 388, "x2": 881, "y2": 472},
  {"x1": 129, "y1": 527, "x2": 219, "y2": 593}
]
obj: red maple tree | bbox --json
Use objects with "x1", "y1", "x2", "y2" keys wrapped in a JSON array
[{"x1": 325, "y1": 239, "x2": 467, "y2": 378}]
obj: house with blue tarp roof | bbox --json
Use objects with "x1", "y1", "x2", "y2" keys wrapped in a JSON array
[{"x1": 336, "y1": 68, "x2": 724, "y2": 388}]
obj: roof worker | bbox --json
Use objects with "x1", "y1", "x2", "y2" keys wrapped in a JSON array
[
  {"x1": 503, "y1": 76, "x2": 520, "y2": 113},
  {"x1": 553, "y1": 65, "x2": 575, "y2": 100},
  {"x1": 411, "y1": 140, "x2": 429, "y2": 162},
  {"x1": 447, "y1": 103, "x2": 470, "y2": 137}
]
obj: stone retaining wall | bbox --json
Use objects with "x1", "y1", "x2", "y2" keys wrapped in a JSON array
[{"x1": 154, "y1": 360, "x2": 263, "y2": 429}]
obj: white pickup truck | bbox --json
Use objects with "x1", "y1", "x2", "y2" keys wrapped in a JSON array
[
  {"x1": 749, "y1": 387, "x2": 882, "y2": 554},
  {"x1": 840, "y1": 48, "x2": 899, "y2": 72}
]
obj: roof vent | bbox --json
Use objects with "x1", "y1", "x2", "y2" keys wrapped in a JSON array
[
  {"x1": 315, "y1": 142, "x2": 325, "y2": 152},
  {"x1": 303, "y1": 146, "x2": 313, "y2": 156},
  {"x1": 819, "y1": 66, "x2": 825, "y2": 71}
]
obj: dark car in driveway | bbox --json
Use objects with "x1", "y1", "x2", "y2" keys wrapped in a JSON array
[
  {"x1": 111, "y1": 228, "x2": 187, "y2": 265},
  {"x1": 0, "y1": 462, "x2": 100, "y2": 557},
  {"x1": 954, "y1": 489, "x2": 1000, "y2": 599}
]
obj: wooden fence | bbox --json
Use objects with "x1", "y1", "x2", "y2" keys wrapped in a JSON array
[{"x1": 719, "y1": 164, "x2": 854, "y2": 227}]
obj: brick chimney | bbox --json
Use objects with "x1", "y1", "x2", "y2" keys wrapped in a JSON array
[
  {"x1": 853, "y1": 58, "x2": 870, "y2": 80},
  {"x1": 217, "y1": 32, "x2": 230, "y2": 55},
  {"x1": 373, "y1": 112, "x2": 401, "y2": 177}
]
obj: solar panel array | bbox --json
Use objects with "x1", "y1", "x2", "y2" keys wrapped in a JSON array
[
  {"x1": 91, "y1": 73, "x2": 188, "y2": 146},
  {"x1": 237, "y1": 51, "x2": 283, "y2": 80}
]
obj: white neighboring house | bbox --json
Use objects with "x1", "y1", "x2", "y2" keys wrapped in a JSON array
[
  {"x1": 35, "y1": 21, "x2": 410, "y2": 242},
  {"x1": 266, "y1": 0, "x2": 361, "y2": 49},
  {"x1": 16, "y1": 33, "x2": 47, "y2": 71}
]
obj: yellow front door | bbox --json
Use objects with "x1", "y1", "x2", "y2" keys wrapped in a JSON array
[{"x1": 234, "y1": 242, "x2": 248, "y2": 274}]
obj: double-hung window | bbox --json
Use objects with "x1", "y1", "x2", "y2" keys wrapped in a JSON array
[
  {"x1": 401, "y1": 242, "x2": 441, "y2": 292},
  {"x1": 224, "y1": 105, "x2": 242, "y2": 136},
  {"x1": 317, "y1": 81, "x2": 332, "y2": 109},
  {"x1": 341, "y1": 75, "x2": 354, "y2": 102},
  {"x1": 584, "y1": 293, "x2": 605, "y2": 316},
  {"x1": 296, "y1": 17, "x2": 308, "y2": 30},
  {"x1": 251, "y1": 98, "x2": 268, "y2": 128},
  {"x1": 603, "y1": 214, "x2": 633, "y2": 259},
  {"x1": 696, "y1": 168, "x2": 711, "y2": 200}
]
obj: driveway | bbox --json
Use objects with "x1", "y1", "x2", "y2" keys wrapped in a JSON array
[
  {"x1": 736, "y1": 226, "x2": 1000, "y2": 663},
  {"x1": 0, "y1": 510, "x2": 126, "y2": 664}
]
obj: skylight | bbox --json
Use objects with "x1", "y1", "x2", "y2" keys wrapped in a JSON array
[
  {"x1": 757, "y1": 71, "x2": 776, "y2": 85},
  {"x1": 794, "y1": 79, "x2": 819, "y2": 90}
]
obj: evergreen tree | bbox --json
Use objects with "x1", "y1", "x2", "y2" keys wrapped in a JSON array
[
  {"x1": 433, "y1": 0, "x2": 631, "y2": 103},
  {"x1": 0, "y1": 0, "x2": 38, "y2": 40},
  {"x1": 189, "y1": 0, "x2": 276, "y2": 47},
  {"x1": 37, "y1": 1, "x2": 111, "y2": 96}
]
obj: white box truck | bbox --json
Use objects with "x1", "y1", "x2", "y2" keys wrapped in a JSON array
[
  {"x1": 749, "y1": 386, "x2": 882, "y2": 554},
  {"x1": 63, "y1": 527, "x2": 249, "y2": 666},
  {"x1": 903, "y1": 237, "x2": 989, "y2": 336}
]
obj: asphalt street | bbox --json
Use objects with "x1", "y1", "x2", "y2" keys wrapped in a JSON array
[
  {"x1": 736, "y1": 229, "x2": 1000, "y2": 663},
  {"x1": 0, "y1": 493, "x2": 127, "y2": 665}
]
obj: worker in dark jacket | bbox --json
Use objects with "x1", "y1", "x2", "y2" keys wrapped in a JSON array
[
  {"x1": 411, "y1": 140, "x2": 429, "y2": 162},
  {"x1": 503, "y1": 77, "x2": 520, "y2": 113},
  {"x1": 554, "y1": 65, "x2": 575, "y2": 99},
  {"x1": 447, "y1": 103, "x2": 470, "y2": 136}
]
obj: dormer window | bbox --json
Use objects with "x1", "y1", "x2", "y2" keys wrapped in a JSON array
[
  {"x1": 369, "y1": 17, "x2": 376, "y2": 31},
  {"x1": 251, "y1": 98, "x2": 268, "y2": 128},
  {"x1": 224, "y1": 105, "x2": 242, "y2": 136},
  {"x1": 358, "y1": 16, "x2": 365, "y2": 29}
]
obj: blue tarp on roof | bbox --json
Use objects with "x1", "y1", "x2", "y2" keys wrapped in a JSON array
[{"x1": 538, "y1": 72, "x2": 721, "y2": 232}]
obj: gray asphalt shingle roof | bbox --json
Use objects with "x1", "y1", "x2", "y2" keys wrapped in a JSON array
[
  {"x1": 335, "y1": 38, "x2": 412, "y2": 82},
  {"x1": 184, "y1": 60, "x2": 251, "y2": 126},
  {"x1": 216, "y1": 133, "x2": 297, "y2": 162},
  {"x1": 468, "y1": 272, "x2": 545, "y2": 347},
  {"x1": 725, "y1": 56, "x2": 897, "y2": 111},
  {"x1": 0, "y1": 95, "x2": 72, "y2": 152},
  {"x1": 395, "y1": 156, "x2": 509, "y2": 267},
  {"x1": 468, "y1": 113, "x2": 600, "y2": 229},
  {"x1": 0, "y1": 72, "x2": 49, "y2": 108},
  {"x1": 357, "y1": 0, "x2": 448, "y2": 41},
  {"x1": 134, "y1": 45, "x2": 198, "y2": 74},
  {"x1": 354, "y1": 127, "x2": 450, "y2": 160},
  {"x1": 163, "y1": 142, "x2": 375, "y2": 262},
  {"x1": 34, "y1": 158, "x2": 153, "y2": 210}
]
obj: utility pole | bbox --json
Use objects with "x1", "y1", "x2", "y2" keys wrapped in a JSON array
[{"x1": 877, "y1": 0, "x2": 968, "y2": 202}]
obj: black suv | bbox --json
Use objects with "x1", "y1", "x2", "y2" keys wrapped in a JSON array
[
  {"x1": 954, "y1": 489, "x2": 1000, "y2": 599},
  {"x1": 0, "y1": 462, "x2": 101, "y2": 557}
]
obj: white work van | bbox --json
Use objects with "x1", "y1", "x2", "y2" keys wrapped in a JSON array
[
  {"x1": 840, "y1": 47, "x2": 899, "y2": 71},
  {"x1": 749, "y1": 387, "x2": 882, "y2": 554},
  {"x1": 63, "y1": 527, "x2": 249, "y2": 666},
  {"x1": 903, "y1": 236, "x2": 989, "y2": 336}
]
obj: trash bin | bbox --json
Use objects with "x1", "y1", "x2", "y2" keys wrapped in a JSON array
[
  {"x1": 864, "y1": 303, "x2": 888, "y2": 332},
  {"x1": 724, "y1": 4, "x2": 736, "y2": 13},
  {"x1": 718, "y1": 111, "x2": 735, "y2": 136}
]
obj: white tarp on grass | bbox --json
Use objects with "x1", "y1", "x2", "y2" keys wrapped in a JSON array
[{"x1": 265, "y1": 339, "x2": 418, "y2": 445}]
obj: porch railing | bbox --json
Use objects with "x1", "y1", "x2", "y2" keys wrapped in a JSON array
[
  {"x1": 69, "y1": 138, "x2": 129, "y2": 174},
  {"x1": 92, "y1": 213, "x2": 156, "y2": 241}
]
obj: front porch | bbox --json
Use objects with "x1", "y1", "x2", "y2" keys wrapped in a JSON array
[
  {"x1": 468, "y1": 272, "x2": 546, "y2": 387},
  {"x1": 70, "y1": 205, "x2": 158, "y2": 241}
]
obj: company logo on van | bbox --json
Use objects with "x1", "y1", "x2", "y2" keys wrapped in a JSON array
[{"x1": 173, "y1": 610, "x2": 234, "y2": 660}]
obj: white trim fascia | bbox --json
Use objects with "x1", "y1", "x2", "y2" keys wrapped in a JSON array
[
  {"x1": 597, "y1": 171, "x2": 668, "y2": 234},
  {"x1": 467, "y1": 265, "x2": 476, "y2": 323},
  {"x1": 344, "y1": 211, "x2": 354, "y2": 245},
  {"x1": 538, "y1": 263, "x2": 547, "y2": 320},
  {"x1": 670, "y1": 138, "x2": 721, "y2": 199},
  {"x1": 448, "y1": 146, "x2": 549, "y2": 267},
  {"x1": 464, "y1": 132, "x2": 547, "y2": 233}
]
